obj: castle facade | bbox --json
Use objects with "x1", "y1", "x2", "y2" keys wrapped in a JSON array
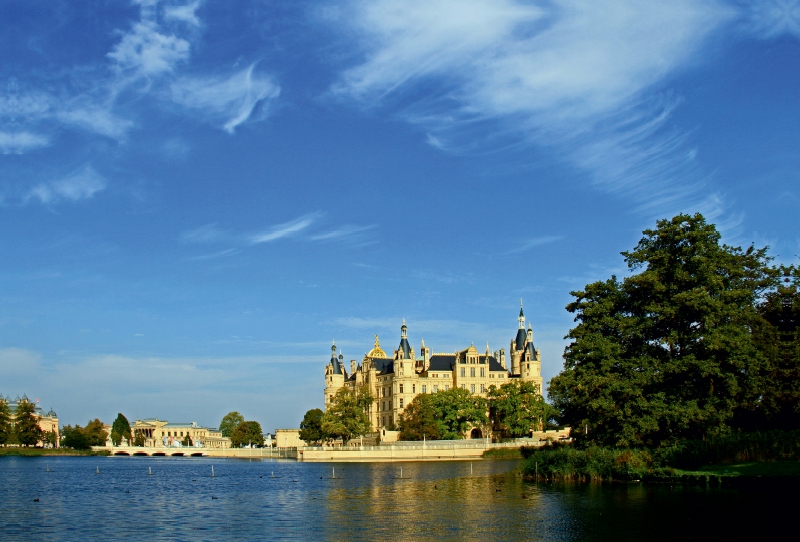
[{"x1": 324, "y1": 302, "x2": 543, "y2": 433}]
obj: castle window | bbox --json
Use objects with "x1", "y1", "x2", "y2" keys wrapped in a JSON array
[
  {"x1": 412, "y1": 384, "x2": 415, "y2": 393},
  {"x1": 422, "y1": 385, "x2": 427, "y2": 393},
  {"x1": 480, "y1": 368, "x2": 485, "y2": 377},
  {"x1": 461, "y1": 384, "x2": 466, "y2": 390},
  {"x1": 399, "y1": 384, "x2": 404, "y2": 394},
  {"x1": 470, "y1": 384, "x2": 475, "y2": 393},
  {"x1": 460, "y1": 368, "x2": 466, "y2": 377},
  {"x1": 399, "y1": 398, "x2": 404, "y2": 408},
  {"x1": 480, "y1": 384, "x2": 485, "y2": 393},
  {"x1": 470, "y1": 368, "x2": 475, "y2": 377},
  {"x1": 433, "y1": 385, "x2": 438, "y2": 393},
  {"x1": 445, "y1": 385, "x2": 449, "y2": 391}
]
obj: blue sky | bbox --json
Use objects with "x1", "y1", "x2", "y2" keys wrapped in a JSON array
[{"x1": 1, "y1": 0, "x2": 798, "y2": 430}]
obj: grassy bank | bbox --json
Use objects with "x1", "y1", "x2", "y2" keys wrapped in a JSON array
[
  {"x1": 519, "y1": 431, "x2": 800, "y2": 482},
  {"x1": 0, "y1": 448, "x2": 111, "y2": 457},
  {"x1": 482, "y1": 448, "x2": 524, "y2": 459}
]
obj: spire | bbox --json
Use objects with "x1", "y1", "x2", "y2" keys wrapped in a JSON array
[
  {"x1": 485, "y1": 342, "x2": 491, "y2": 357},
  {"x1": 518, "y1": 299, "x2": 525, "y2": 329},
  {"x1": 331, "y1": 340, "x2": 337, "y2": 357},
  {"x1": 401, "y1": 318, "x2": 408, "y2": 339}
]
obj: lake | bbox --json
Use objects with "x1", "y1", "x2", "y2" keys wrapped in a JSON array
[{"x1": 0, "y1": 456, "x2": 795, "y2": 540}]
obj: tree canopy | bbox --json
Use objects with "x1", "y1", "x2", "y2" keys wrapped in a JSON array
[
  {"x1": 61, "y1": 425, "x2": 91, "y2": 450},
  {"x1": 487, "y1": 380, "x2": 558, "y2": 438},
  {"x1": 220, "y1": 411, "x2": 245, "y2": 438},
  {"x1": 0, "y1": 398, "x2": 10, "y2": 445},
  {"x1": 84, "y1": 418, "x2": 108, "y2": 446},
  {"x1": 321, "y1": 387, "x2": 373, "y2": 443},
  {"x1": 14, "y1": 400, "x2": 43, "y2": 446},
  {"x1": 231, "y1": 421, "x2": 265, "y2": 447},
  {"x1": 549, "y1": 214, "x2": 779, "y2": 448},
  {"x1": 110, "y1": 413, "x2": 132, "y2": 446},
  {"x1": 299, "y1": 408, "x2": 324, "y2": 445},
  {"x1": 398, "y1": 387, "x2": 488, "y2": 440}
]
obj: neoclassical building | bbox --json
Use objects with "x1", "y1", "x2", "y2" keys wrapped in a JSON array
[
  {"x1": 132, "y1": 418, "x2": 231, "y2": 448},
  {"x1": 324, "y1": 302, "x2": 543, "y2": 431}
]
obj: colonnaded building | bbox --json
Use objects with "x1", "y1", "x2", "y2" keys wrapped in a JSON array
[{"x1": 324, "y1": 302, "x2": 543, "y2": 432}]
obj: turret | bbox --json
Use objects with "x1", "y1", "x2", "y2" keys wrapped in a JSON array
[{"x1": 398, "y1": 319, "x2": 411, "y2": 360}]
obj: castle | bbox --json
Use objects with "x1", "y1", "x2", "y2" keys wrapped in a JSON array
[{"x1": 324, "y1": 302, "x2": 542, "y2": 434}]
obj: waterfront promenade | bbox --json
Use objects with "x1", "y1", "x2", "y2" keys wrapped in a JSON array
[{"x1": 92, "y1": 430, "x2": 570, "y2": 461}]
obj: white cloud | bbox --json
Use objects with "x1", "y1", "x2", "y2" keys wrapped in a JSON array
[
  {"x1": 171, "y1": 64, "x2": 281, "y2": 133},
  {"x1": 180, "y1": 223, "x2": 227, "y2": 243},
  {"x1": 506, "y1": 235, "x2": 563, "y2": 254},
  {"x1": 309, "y1": 224, "x2": 376, "y2": 242},
  {"x1": 332, "y1": 0, "x2": 736, "y2": 209},
  {"x1": 745, "y1": 0, "x2": 800, "y2": 39},
  {"x1": 0, "y1": 131, "x2": 49, "y2": 154},
  {"x1": 250, "y1": 213, "x2": 319, "y2": 243},
  {"x1": 164, "y1": 0, "x2": 203, "y2": 27},
  {"x1": 108, "y1": 20, "x2": 191, "y2": 77},
  {"x1": 26, "y1": 166, "x2": 107, "y2": 205}
]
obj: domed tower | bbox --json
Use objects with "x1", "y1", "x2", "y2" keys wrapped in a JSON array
[
  {"x1": 509, "y1": 300, "x2": 543, "y2": 392},
  {"x1": 397, "y1": 319, "x2": 412, "y2": 360},
  {"x1": 324, "y1": 341, "x2": 345, "y2": 409}
]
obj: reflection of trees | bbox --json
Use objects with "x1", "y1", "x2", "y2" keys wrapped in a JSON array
[{"x1": 319, "y1": 463, "x2": 558, "y2": 539}]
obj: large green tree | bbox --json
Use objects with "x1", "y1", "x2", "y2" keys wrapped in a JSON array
[
  {"x1": 299, "y1": 408, "x2": 324, "y2": 445},
  {"x1": 110, "y1": 413, "x2": 132, "y2": 446},
  {"x1": 14, "y1": 400, "x2": 44, "y2": 446},
  {"x1": 743, "y1": 264, "x2": 800, "y2": 429},
  {"x1": 398, "y1": 393, "x2": 440, "y2": 441},
  {"x1": 398, "y1": 388, "x2": 488, "y2": 440},
  {"x1": 84, "y1": 418, "x2": 109, "y2": 446},
  {"x1": 321, "y1": 387, "x2": 374, "y2": 443},
  {"x1": 549, "y1": 214, "x2": 776, "y2": 448},
  {"x1": 220, "y1": 411, "x2": 245, "y2": 438},
  {"x1": 61, "y1": 425, "x2": 91, "y2": 450},
  {"x1": 487, "y1": 380, "x2": 558, "y2": 438},
  {"x1": 231, "y1": 421, "x2": 265, "y2": 447},
  {"x1": 0, "y1": 398, "x2": 10, "y2": 445}
]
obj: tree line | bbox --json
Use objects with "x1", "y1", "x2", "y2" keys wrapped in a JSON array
[
  {"x1": 0, "y1": 398, "x2": 53, "y2": 446},
  {"x1": 299, "y1": 379, "x2": 556, "y2": 444}
]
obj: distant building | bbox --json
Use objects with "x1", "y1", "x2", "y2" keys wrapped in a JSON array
[
  {"x1": 275, "y1": 428, "x2": 306, "y2": 448},
  {"x1": 131, "y1": 418, "x2": 231, "y2": 448},
  {"x1": 324, "y1": 302, "x2": 543, "y2": 438},
  {"x1": 2, "y1": 394, "x2": 59, "y2": 447}
]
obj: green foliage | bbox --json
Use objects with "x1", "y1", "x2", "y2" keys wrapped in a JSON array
[
  {"x1": 110, "y1": 413, "x2": 132, "y2": 446},
  {"x1": 487, "y1": 380, "x2": 558, "y2": 438},
  {"x1": 0, "y1": 398, "x2": 10, "y2": 445},
  {"x1": 321, "y1": 387, "x2": 374, "y2": 443},
  {"x1": 84, "y1": 419, "x2": 108, "y2": 446},
  {"x1": 181, "y1": 433, "x2": 193, "y2": 447},
  {"x1": 656, "y1": 430, "x2": 800, "y2": 470},
  {"x1": 61, "y1": 425, "x2": 91, "y2": 450},
  {"x1": 14, "y1": 400, "x2": 44, "y2": 446},
  {"x1": 549, "y1": 214, "x2": 777, "y2": 448},
  {"x1": 230, "y1": 421, "x2": 265, "y2": 447},
  {"x1": 398, "y1": 393, "x2": 439, "y2": 441},
  {"x1": 44, "y1": 429, "x2": 58, "y2": 447},
  {"x1": 134, "y1": 432, "x2": 146, "y2": 446},
  {"x1": 521, "y1": 444, "x2": 655, "y2": 481},
  {"x1": 398, "y1": 387, "x2": 488, "y2": 440},
  {"x1": 481, "y1": 447, "x2": 524, "y2": 458},
  {"x1": 220, "y1": 411, "x2": 245, "y2": 438},
  {"x1": 299, "y1": 408, "x2": 324, "y2": 445},
  {"x1": 742, "y1": 265, "x2": 800, "y2": 429}
]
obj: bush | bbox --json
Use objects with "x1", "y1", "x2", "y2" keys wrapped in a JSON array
[
  {"x1": 656, "y1": 430, "x2": 800, "y2": 470},
  {"x1": 522, "y1": 444, "x2": 654, "y2": 481}
]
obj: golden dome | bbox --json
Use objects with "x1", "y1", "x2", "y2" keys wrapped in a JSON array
[{"x1": 366, "y1": 334, "x2": 387, "y2": 358}]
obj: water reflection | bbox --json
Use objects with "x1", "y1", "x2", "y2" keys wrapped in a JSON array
[{"x1": 0, "y1": 457, "x2": 795, "y2": 540}]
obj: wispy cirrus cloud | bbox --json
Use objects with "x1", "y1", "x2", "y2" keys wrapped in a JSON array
[
  {"x1": 505, "y1": 235, "x2": 563, "y2": 254},
  {"x1": 171, "y1": 64, "x2": 281, "y2": 133},
  {"x1": 1, "y1": 0, "x2": 279, "y2": 160},
  {"x1": 330, "y1": 0, "x2": 735, "y2": 212},
  {"x1": 24, "y1": 166, "x2": 107, "y2": 205},
  {"x1": 250, "y1": 213, "x2": 320, "y2": 244},
  {"x1": 744, "y1": 0, "x2": 800, "y2": 39},
  {"x1": 180, "y1": 213, "x2": 376, "y2": 250}
]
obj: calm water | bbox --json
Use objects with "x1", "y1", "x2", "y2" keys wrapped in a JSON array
[{"x1": 0, "y1": 456, "x2": 795, "y2": 540}]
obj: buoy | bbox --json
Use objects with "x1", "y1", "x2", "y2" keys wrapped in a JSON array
[
  {"x1": 96, "y1": 466, "x2": 100, "y2": 474},
  {"x1": 271, "y1": 471, "x2": 274, "y2": 478},
  {"x1": 211, "y1": 465, "x2": 215, "y2": 478},
  {"x1": 148, "y1": 467, "x2": 152, "y2": 476},
  {"x1": 46, "y1": 464, "x2": 49, "y2": 473},
  {"x1": 332, "y1": 467, "x2": 335, "y2": 479}
]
